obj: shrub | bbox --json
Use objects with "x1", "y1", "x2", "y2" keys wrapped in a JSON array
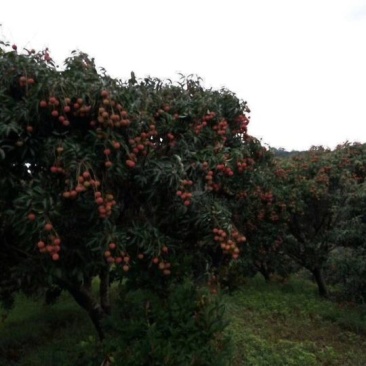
[{"x1": 102, "y1": 279, "x2": 231, "y2": 365}]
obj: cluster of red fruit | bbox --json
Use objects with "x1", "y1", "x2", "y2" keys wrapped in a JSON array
[
  {"x1": 216, "y1": 163, "x2": 234, "y2": 177},
  {"x1": 27, "y1": 211, "x2": 61, "y2": 261},
  {"x1": 236, "y1": 158, "x2": 255, "y2": 173},
  {"x1": 176, "y1": 179, "x2": 194, "y2": 206},
  {"x1": 124, "y1": 122, "x2": 165, "y2": 168},
  {"x1": 64, "y1": 97, "x2": 91, "y2": 118},
  {"x1": 193, "y1": 118, "x2": 208, "y2": 135},
  {"x1": 260, "y1": 192, "x2": 274, "y2": 204},
  {"x1": 212, "y1": 228, "x2": 246, "y2": 259},
  {"x1": 166, "y1": 132, "x2": 176, "y2": 148},
  {"x1": 39, "y1": 96, "x2": 81, "y2": 127},
  {"x1": 50, "y1": 165, "x2": 66, "y2": 175},
  {"x1": 44, "y1": 49, "x2": 52, "y2": 63},
  {"x1": 274, "y1": 168, "x2": 288, "y2": 179},
  {"x1": 94, "y1": 192, "x2": 117, "y2": 219},
  {"x1": 153, "y1": 259, "x2": 172, "y2": 276},
  {"x1": 232, "y1": 114, "x2": 249, "y2": 135},
  {"x1": 49, "y1": 145, "x2": 66, "y2": 175},
  {"x1": 103, "y1": 144, "x2": 122, "y2": 169},
  {"x1": 154, "y1": 105, "x2": 171, "y2": 118},
  {"x1": 194, "y1": 112, "x2": 232, "y2": 140},
  {"x1": 35, "y1": 222, "x2": 61, "y2": 261},
  {"x1": 257, "y1": 208, "x2": 280, "y2": 222},
  {"x1": 315, "y1": 172, "x2": 330, "y2": 185},
  {"x1": 151, "y1": 246, "x2": 171, "y2": 276},
  {"x1": 212, "y1": 119, "x2": 229, "y2": 138},
  {"x1": 204, "y1": 170, "x2": 221, "y2": 192},
  {"x1": 14, "y1": 44, "x2": 49, "y2": 62},
  {"x1": 126, "y1": 126, "x2": 157, "y2": 167},
  {"x1": 204, "y1": 170, "x2": 214, "y2": 187},
  {"x1": 203, "y1": 112, "x2": 216, "y2": 123},
  {"x1": 61, "y1": 171, "x2": 100, "y2": 198},
  {"x1": 39, "y1": 90, "x2": 129, "y2": 132},
  {"x1": 18, "y1": 75, "x2": 35, "y2": 88},
  {"x1": 104, "y1": 243, "x2": 131, "y2": 271},
  {"x1": 94, "y1": 91, "x2": 130, "y2": 129},
  {"x1": 128, "y1": 135, "x2": 148, "y2": 155},
  {"x1": 103, "y1": 244, "x2": 172, "y2": 276}
]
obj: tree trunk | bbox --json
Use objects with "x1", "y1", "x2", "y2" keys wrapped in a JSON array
[
  {"x1": 83, "y1": 275, "x2": 93, "y2": 292},
  {"x1": 312, "y1": 267, "x2": 328, "y2": 298},
  {"x1": 257, "y1": 263, "x2": 271, "y2": 282},
  {"x1": 99, "y1": 266, "x2": 111, "y2": 315},
  {"x1": 66, "y1": 283, "x2": 106, "y2": 340}
]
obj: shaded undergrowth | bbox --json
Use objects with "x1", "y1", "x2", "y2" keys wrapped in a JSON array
[{"x1": 1, "y1": 277, "x2": 366, "y2": 365}]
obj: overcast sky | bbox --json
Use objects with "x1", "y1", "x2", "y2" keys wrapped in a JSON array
[{"x1": 2, "y1": 0, "x2": 366, "y2": 150}]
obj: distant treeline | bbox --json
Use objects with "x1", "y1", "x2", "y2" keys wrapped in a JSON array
[{"x1": 269, "y1": 147, "x2": 304, "y2": 157}]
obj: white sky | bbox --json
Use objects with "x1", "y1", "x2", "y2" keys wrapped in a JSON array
[{"x1": 1, "y1": 0, "x2": 366, "y2": 151}]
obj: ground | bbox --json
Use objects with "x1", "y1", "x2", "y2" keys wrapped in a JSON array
[{"x1": 1, "y1": 276, "x2": 366, "y2": 365}]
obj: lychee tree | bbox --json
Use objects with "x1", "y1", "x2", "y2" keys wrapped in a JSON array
[
  {"x1": 238, "y1": 157, "x2": 292, "y2": 282},
  {"x1": 0, "y1": 40, "x2": 264, "y2": 346},
  {"x1": 276, "y1": 144, "x2": 366, "y2": 297},
  {"x1": 321, "y1": 143, "x2": 366, "y2": 302}
]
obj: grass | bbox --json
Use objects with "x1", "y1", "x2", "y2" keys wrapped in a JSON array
[
  {"x1": 1, "y1": 277, "x2": 366, "y2": 365},
  {"x1": 224, "y1": 276, "x2": 366, "y2": 365},
  {"x1": 0, "y1": 291, "x2": 95, "y2": 365}
]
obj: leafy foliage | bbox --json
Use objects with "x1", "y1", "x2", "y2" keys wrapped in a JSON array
[
  {"x1": 103, "y1": 280, "x2": 230, "y2": 365},
  {"x1": 0, "y1": 39, "x2": 268, "y2": 364}
]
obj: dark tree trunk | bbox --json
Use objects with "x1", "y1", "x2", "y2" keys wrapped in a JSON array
[
  {"x1": 66, "y1": 283, "x2": 106, "y2": 340},
  {"x1": 83, "y1": 275, "x2": 93, "y2": 292},
  {"x1": 99, "y1": 266, "x2": 111, "y2": 315},
  {"x1": 257, "y1": 263, "x2": 271, "y2": 282},
  {"x1": 312, "y1": 267, "x2": 328, "y2": 298}
]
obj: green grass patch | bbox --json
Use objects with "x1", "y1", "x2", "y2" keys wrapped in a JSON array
[
  {"x1": 225, "y1": 276, "x2": 366, "y2": 365},
  {"x1": 0, "y1": 291, "x2": 95, "y2": 366}
]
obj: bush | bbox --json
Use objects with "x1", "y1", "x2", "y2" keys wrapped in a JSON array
[
  {"x1": 100, "y1": 279, "x2": 231, "y2": 365},
  {"x1": 326, "y1": 247, "x2": 366, "y2": 303},
  {"x1": 218, "y1": 257, "x2": 256, "y2": 293}
]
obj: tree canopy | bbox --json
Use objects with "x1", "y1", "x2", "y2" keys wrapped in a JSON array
[{"x1": 0, "y1": 41, "x2": 271, "y2": 344}]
